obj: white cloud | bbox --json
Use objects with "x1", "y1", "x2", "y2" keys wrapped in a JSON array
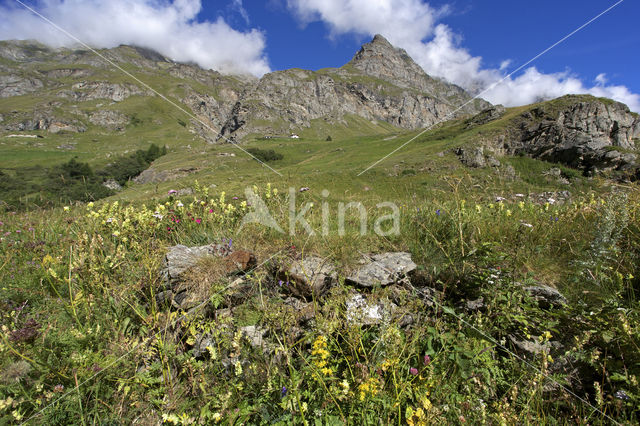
[
  {"x1": 231, "y1": 0, "x2": 250, "y2": 25},
  {"x1": 286, "y1": 0, "x2": 640, "y2": 112},
  {"x1": 0, "y1": 0, "x2": 270, "y2": 76},
  {"x1": 595, "y1": 73, "x2": 608, "y2": 85}
]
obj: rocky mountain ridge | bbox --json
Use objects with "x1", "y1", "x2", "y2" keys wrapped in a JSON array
[
  {"x1": 1, "y1": 38, "x2": 640, "y2": 178},
  {"x1": 459, "y1": 96, "x2": 640, "y2": 175},
  {"x1": 0, "y1": 36, "x2": 488, "y2": 144},
  {"x1": 218, "y1": 35, "x2": 489, "y2": 140}
]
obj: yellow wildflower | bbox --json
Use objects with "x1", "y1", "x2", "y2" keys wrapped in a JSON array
[
  {"x1": 406, "y1": 407, "x2": 427, "y2": 426},
  {"x1": 358, "y1": 377, "x2": 379, "y2": 401}
]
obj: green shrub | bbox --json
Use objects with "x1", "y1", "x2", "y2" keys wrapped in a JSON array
[
  {"x1": 246, "y1": 148, "x2": 283, "y2": 162},
  {"x1": 0, "y1": 145, "x2": 166, "y2": 210},
  {"x1": 99, "y1": 143, "x2": 167, "y2": 185}
]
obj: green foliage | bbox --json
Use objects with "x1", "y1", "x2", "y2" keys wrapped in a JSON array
[
  {"x1": 0, "y1": 145, "x2": 166, "y2": 211},
  {"x1": 1, "y1": 184, "x2": 639, "y2": 423},
  {"x1": 99, "y1": 143, "x2": 167, "y2": 185},
  {"x1": 246, "y1": 148, "x2": 284, "y2": 162},
  {"x1": 129, "y1": 113, "x2": 143, "y2": 127}
]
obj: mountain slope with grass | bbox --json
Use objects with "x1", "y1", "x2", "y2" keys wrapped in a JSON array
[
  {"x1": 1, "y1": 34, "x2": 640, "y2": 425},
  {"x1": 218, "y1": 34, "x2": 489, "y2": 140}
]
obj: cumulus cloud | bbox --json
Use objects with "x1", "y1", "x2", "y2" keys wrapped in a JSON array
[
  {"x1": 0, "y1": 0, "x2": 270, "y2": 76},
  {"x1": 286, "y1": 0, "x2": 640, "y2": 111}
]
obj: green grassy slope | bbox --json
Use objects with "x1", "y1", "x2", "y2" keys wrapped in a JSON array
[{"x1": 1, "y1": 44, "x2": 639, "y2": 425}]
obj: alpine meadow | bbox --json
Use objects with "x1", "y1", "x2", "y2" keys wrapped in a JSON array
[{"x1": 1, "y1": 5, "x2": 640, "y2": 424}]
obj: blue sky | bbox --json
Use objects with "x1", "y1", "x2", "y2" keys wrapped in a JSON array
[{"x1": 1, "y1": 0, "x2": 638, "y2": 110}]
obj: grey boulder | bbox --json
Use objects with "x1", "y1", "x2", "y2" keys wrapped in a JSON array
[
  {"x1": 346, "y1": 252, "x2": 416, "y2": 287},
  {"x1": 279, "y1": 256, "x2": 337, "y2": 299}
]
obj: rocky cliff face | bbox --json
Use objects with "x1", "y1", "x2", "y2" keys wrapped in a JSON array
[
  {"x1": 219, "y1": 35, "x2": 490, "y2": 140},
  {"x1": 474, "y1": 96, "x2": 640, "y2": 174},
  {"x1": 0, "y1": 36, "x2": 489, "y2": 143},
  {"x1": 347, "y1": 35, "x2": 476, "y2": 107},
  {"x1": 0, "y1": 40, "x2": 248, "y2": 141},
  {"x1": 2, "y1": 38, "x2": 638, "y2": 180}
]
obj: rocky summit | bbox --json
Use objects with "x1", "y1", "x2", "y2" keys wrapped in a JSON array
[
  {"x1": 219, "y1": 35, "x2": 489, "y2": 140},
  {"x1": 0, "y1": 36, "x2": 489, "y2": 145},
  {"x1": 0, "y1": 36, "x2": 639, "y2": 178}
]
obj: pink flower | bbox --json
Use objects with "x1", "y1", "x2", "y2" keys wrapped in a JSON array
[
  {"x1": 209, "y1": 209, "x2": 214, "y2": 213},
  {"x1": 168, "y1": 189, "x2": 178, "y2": 195},
  {"x1": 233, "y1": 197, "x2": 239, "y2": 200},
  {"x1": 423, "y1": 355, "x2": 431, "y2": 366},
  {"x1": 409, "y1": 367, "x2": 418, "y2": 376},
  {"x1": 195, "y1": 218, "x2": 202, "y2": 224}
]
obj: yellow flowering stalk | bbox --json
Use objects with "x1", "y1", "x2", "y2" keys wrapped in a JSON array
[
  {"x1": 358, "y1": 377, "x2": 379, "y2": 401},
  {"x1": 311, "y1": 335, "x2": 332, "y2": 378}
]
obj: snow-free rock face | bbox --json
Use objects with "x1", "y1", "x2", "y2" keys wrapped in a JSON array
[
  {"x1": 279, "y1": 256, "x2": 337, "y2": 300},
  {"x1": 347, "y1": 35, "x2": 477, "y2": 107},
  {"x1": 218, "y1": 35, "x2": 490, "y2": 140},
  {"x1": 59, "y1": 81, "x2": 148, "y2": 102},
  {"x1": 0, "y1": 74, "x2": 43, "y2": 98},
  {"x1": 346, "y1": 252, "x2": 417, "y2": 287},
  {"x1": 484, "y1": 95, "x2": 640, "y2": 173}
]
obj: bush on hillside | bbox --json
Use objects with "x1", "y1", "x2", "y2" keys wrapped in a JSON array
[{"x1": 246, "y1": 148, "x2": 283, "y2": 162}]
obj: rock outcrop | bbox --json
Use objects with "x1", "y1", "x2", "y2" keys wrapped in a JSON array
[
  {"x1": 0, "y1": 74, "x2": 43, "y2": 98},
  {"x1": 218, "y1": 35, "x2": 490, "y2": 140},
  {"x1": 346, "y1": 252, "x2": 417, "y2": 287},
  {"x1": 481, "y1": 95, "x2": 640, "y2": 174},
  {"x1": 60, "y1": 81, "x2": 148, "y2": 102},
  {"x1": 89, "y1": 110, "x2": 128, "y2": 130},
  {"x1": 278, "y1": 256, "x2": 337, "y2": 300}
]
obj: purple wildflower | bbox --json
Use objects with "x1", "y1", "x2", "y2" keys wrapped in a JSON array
[
  {"x1": 278, "y1": 280, "x2": 284, "y2": 287},
  {"x1": 281, "y1": 386, "x2": 287, "y2": 397},
  {"x1": 423, "y1": 355, "x2": 431, "y2": 366},
  {"x1": 436, "y1": 209, "x2": 441, "y2": 216},
  {"x1": 409, "y1": 367, "x2": 418, "y2": 376},
  {"x1": 168, "y1": 189, "x2": 178, "y2": 195}
]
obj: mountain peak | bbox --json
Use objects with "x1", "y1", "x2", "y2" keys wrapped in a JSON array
[
  {"x1": 349, "y1": 34, "x2": 406, "y2": 67},
  {"x1": 370, "y1": 34, "x2": 393, "y2": 47}
]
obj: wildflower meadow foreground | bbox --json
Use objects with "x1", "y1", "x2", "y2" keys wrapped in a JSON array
[{"x1": 1, "y1": 182, "x2": 639, "y2": 424}]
